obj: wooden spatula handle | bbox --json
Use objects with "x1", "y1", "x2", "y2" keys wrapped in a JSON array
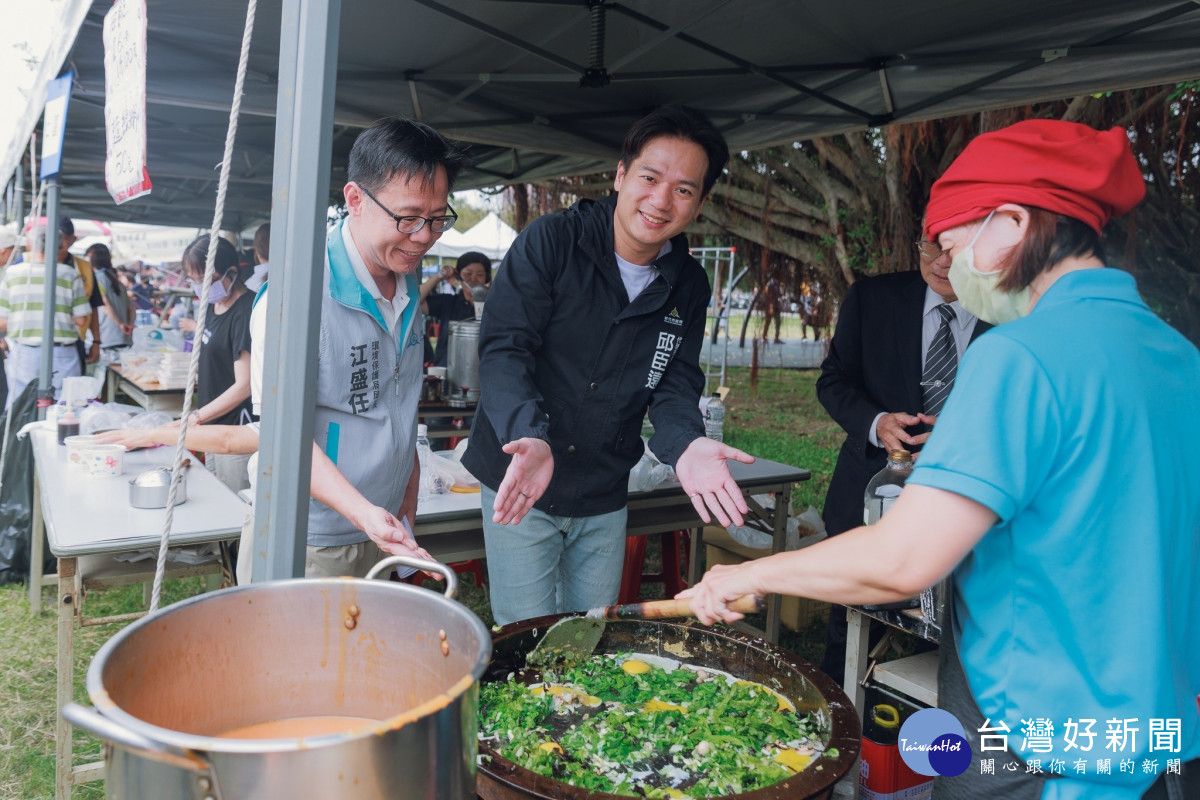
[{"x1": 604, "y1": 594, "x2": 763, "y2": 620}]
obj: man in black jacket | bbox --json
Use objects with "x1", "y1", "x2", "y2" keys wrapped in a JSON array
[
  {"x1": 462, "y1": 106, "x2": 754, "y2": 625},
  {"x1": 815, "y1": 235, "x2": 990, "y2": 680}
]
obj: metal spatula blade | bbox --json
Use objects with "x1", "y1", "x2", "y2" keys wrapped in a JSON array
[
  {"x1": 525, "y1": 595, "x2": 762, "y2": 667},
  {"x1": 526, "y1": 615, "x2": 607, "y2": 668}
]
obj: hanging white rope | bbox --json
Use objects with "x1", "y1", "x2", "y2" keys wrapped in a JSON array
[{"x1": 149, "y1": 0, "x2": 258, "y2": 613}]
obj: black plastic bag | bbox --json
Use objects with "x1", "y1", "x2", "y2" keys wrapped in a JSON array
[{"x1": 0, "y1": 382, "x2": 43, "y2": 585}]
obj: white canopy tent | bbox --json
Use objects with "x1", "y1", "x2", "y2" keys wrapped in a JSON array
[
  {"x1": 427, "y1": 212, "x2": 518, "y2": 263},
  {"x1": 458, "y1": 212, "x2": 518, "y2": 262},
  {"x1": 66, "y1": 221, "x2": 202, "y2": 265}
]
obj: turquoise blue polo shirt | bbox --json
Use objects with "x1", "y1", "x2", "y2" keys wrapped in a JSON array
[{"x1": 909, "y1": 268, "x2": 1200, "y2": 800}]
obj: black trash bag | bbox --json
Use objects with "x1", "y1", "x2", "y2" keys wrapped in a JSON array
[{"x1": 0, "y1": 382, "x2": 45, "y2": 585}]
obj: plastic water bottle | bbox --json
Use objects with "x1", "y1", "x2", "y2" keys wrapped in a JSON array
[
  {"x1": 417, "y1": 424, "x2": 433, "y2": 502},
  {"x1": 416, "y1": 425, "x2": 445, "y2": 501},
  {"x1": 704, "y1": 393, "x2": 725, "y2": 442},
  {"x1": 862, "y1": 450, "x2": 919, "y2": 610},
  {"x1": 862, "y1": 449, "x2": 913, "y2": 525}
]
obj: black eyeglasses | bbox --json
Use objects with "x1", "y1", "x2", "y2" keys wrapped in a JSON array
[
  {"x1": 359, "y1": 184, "x2": 458, "y2": 235},
  {"x1": 915, "y1": 240, "x2": 948, "y2": 259}
]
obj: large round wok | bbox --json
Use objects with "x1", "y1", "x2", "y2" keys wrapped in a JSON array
[{"x1": 478, "y1": 614, "x2": 860, "y2": 800}]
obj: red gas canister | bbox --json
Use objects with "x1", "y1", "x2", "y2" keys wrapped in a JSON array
[{"x1": 859, "y1": 703, "x2": 933, "y2": 799}]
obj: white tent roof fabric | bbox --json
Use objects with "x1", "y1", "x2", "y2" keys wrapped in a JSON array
[
  {"x1": 427, "y1": 213, "x2": 517, "y2": 261},
  {"x1": 6, "y1": 0, "x2": 1200, "y2": 228}
]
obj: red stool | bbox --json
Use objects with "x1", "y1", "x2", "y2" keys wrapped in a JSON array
[
  {"x1": 401, "y1": 558, "x2": 486, "y2": 587},
  {"x1": 619, "y1": 530, "x2": 690, "y2": 604}
]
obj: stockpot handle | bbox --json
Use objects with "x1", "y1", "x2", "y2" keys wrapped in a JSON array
[
  {"x1": 62, "y1": 703, "x2": 222, "y2": 794},
  {"x1": 365, "y1": 556, "x2": 458, "y2": 599}
]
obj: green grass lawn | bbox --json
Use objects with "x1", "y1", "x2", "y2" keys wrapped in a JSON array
[{"x1": 0, "y1": 366, "x2": 839, "y2": 800}]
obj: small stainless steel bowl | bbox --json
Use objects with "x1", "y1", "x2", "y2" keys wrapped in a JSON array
[{"x1": 129, "y1": 465, "x2": 189, "y2": 509}]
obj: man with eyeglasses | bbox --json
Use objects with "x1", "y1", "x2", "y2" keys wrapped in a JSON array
[
  {"x1": 247, "y1": 117, "x2": 465, "y2": 580},
  {"x1": 813, "y1": 228, "x2": 991, "y2": 680}
]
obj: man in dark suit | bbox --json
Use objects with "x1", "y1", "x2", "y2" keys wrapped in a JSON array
[{"x1": 815, "y1": 235, "x2": 991, "y2": 680}]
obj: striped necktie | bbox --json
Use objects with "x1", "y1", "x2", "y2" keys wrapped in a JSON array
[{"x1": 921, "y1": 304, "x2": 957, "y2": 415}]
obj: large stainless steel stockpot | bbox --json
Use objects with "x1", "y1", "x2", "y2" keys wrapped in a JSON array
[
  {"x1": 64, "y1": 557, "x2": 491, "y2": 800},
  {"x1": 446, "y1": 319, "x2": 481, "y2": 407}
]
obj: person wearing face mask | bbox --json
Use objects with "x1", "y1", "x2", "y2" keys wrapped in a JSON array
[
  {"x1": 814, "y1": 224, "x2": 990, "y2": 681},
  {"x1": 418, "y1": 250, "x2": 491, "y2": 367},
  {"x1": 181, "y1": 234, "x2": 256, "y2": 492},
  {"x1": 679, "y1": 119, "x2": 1199, "y2": 800},
  {"x1": 244, "y1": 222, "x2": 271, "y2": 293}
]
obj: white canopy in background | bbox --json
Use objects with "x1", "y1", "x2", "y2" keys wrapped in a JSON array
[
  {"x1": 64, "y1": 220, "x2": 214, "y2": 265},
  {"x1": 106, "y1": 222, "x2": 201, "y2": 265},
  {"x1": 459, "y1": 212, "x2": 517, "y2": 260},
  {"x1": 426, "y1": 212, "x2": 518, "y2": 263}
]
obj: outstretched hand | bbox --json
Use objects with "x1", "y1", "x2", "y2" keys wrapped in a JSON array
[
  {"x1": 675, "y1": 437, "x2": 755, "y2": 528},
  {"x1": 360, "y1": 507, "x2": 442, "y2": 580},
  {"x1": 492, "y1": 437, "x2": 554, "y2": 525},
  {"x1": 95, "y1": 427, "x2": 160, "y2": 450}
]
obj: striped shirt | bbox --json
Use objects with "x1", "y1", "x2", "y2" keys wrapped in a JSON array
[{"x1": 0, "y1": 261, "x2": 90, "y2": 344}]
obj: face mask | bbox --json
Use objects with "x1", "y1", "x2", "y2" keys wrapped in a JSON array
[
  {"x1": 191, "y1": 274, "x2": 229, "y2": 305},
  {"x1": 947, "y1": 211, "x2": 1031, "y2": 325},
  {"x1": 191, "y1": 279, "x2": 228, "y2": 304}
]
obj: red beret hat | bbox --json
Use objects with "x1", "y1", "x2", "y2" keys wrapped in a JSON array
[{"x1": 925, "y1": 119, "x2": 1145, "y2": 238}]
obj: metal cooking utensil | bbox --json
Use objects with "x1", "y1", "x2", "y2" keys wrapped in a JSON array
[{"x1": 526, "y1": 594, "x2": 762, "y2": 667}]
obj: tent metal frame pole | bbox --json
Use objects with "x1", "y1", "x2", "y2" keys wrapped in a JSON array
[
  {"x1": 28, "y1": 136, "x2": 37, "y2": 220},
  {"x1": 252, "y1": 0, "x2": 342, "y2": 581},
  {"x1": 11, "y1": 167, "x2": 22, "y2": 225},
  {"x1": 38, "y1": 180, "x2": 62, "y2": 419}
]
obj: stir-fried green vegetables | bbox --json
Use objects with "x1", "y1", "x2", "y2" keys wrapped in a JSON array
[{"x1": 478, "y1": 654, "x2": 829, "y2": 797}]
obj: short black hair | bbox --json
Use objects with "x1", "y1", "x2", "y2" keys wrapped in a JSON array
[
  {"x1": 347, "y1": 118, "x2": 468, "y2": 194},
  {"x1": 182, "y1": 235, "x2": 245, "y2": 289},
  {"x1": 253, "y1": 223, "x2": 270, "y2": 262},
  {"x1": 619, "y1": 105, "x2": 729, "y2": 197},
  {"x1": 455, "y1": 251, "x2": 492, "y2": 283}
]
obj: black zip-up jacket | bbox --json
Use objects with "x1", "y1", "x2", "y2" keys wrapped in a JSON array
[{"x1": 461, "y1": 195, "x2": 710, "y2": 517}]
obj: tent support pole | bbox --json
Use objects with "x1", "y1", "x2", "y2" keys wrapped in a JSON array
[
  {"x1": 252, "y1": 0, "x2": 341, "y2": 581},
  {"x1": 12, "y1": 166, "x2": 23, "y2": 226}
]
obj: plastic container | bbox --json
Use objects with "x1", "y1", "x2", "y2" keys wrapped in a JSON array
[
  {"x1": 703, "y1": 393, "x2": 724, "y2": 442},
  {"x1": 416, "y1": 425, "x2": 445, "y2": 501},
  {"x1": 84, "y1": 444, "x2": 127, "y2": 478},
  {"x1": 862, "y1": 449, "x2": 918, "y2": 610},
  {"x1": 64, "y1": 435, "x2": 99, "y2": 469},
  {"x1": 57, "y1": 411, "x2": 81, "y2": 445},
  {"x1": 863, "y1": 449, "x2": 913, "y2": 525},
  {"x1": 859, "y1": 703, "x2": 932, "y2": 799}
]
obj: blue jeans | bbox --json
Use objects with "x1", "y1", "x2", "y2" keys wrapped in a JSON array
[{"x1": 481, "y1": 485, "x2": 627, "y2": 626}]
